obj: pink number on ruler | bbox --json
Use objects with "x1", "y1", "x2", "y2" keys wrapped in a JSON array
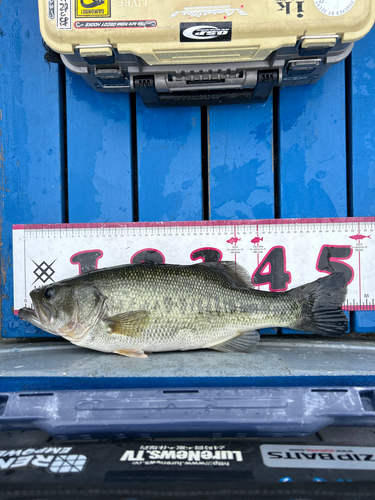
[
  {"x1": 190, "y1": 248, "x2": 223, "y2": 263},
  {"x1": 316, "y1": 245, "x2": 354, "y2": 284},
  {"x1": 251, "y1": 246, "x2": 291, "y2": 291},
  {"x1": 70, "y1": 250, "x2": 103, "y2": 274},
  {"x1": 131, "y1": 248, "x2": 165, "y2": 264}
]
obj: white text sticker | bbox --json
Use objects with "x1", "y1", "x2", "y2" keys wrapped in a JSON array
[
  {"x1": 261, "y1": 444, "x2": 375, "y2": 470},
  {"x1": 57, "y1": 0, "x2": 72, "y2": 29},
  {"x1": 314, "y1": 0, "x2": 355, "y2": 16}
]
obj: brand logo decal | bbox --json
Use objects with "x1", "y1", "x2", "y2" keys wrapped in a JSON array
[
  {"x1": 180, "y1": 22, "x2": 231, "y2": 42},
  {"x1": 32, "y1": 259, "x2": 57, "y2": 284},
  {"x1": 120, "y1": 445, "x2": 243, "y2": 466},
  {"x1": 76, "y1": 0, "x2": 111, "y2": 18},
  {"x1": 261, "y1": 445, "x2": 375, "y2": 470},
  {"x1": 0, "y1": 447, "x2": 87, "y2": 473},
  {"x1": 171, "y1": 5, "x2": 248, "y2": 18},
  {"x1": 57, "y1": 0, "x2": 72, "y2": 29},
  {"x1": 74, "y1": 19, "x2": 156, "y2": 28}
]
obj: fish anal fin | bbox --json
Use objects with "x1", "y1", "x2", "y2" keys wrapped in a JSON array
[
  {"x1": 104, "y1": 310, "x2": 149, "y2": 337},
  {"x1": 114, "y1": 349, "x2": 148, "y2": 359},
  {"x1": 209, "y1": 330, "x2": 259, "y2": 353}
]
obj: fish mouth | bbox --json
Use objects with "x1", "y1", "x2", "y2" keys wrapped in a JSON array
[
  {"x1": 19, "y1": 296, "x2": 55, "y2": 330},
  {"x1": 18, "y1": 306, "x2": 39, "y2": 323}
]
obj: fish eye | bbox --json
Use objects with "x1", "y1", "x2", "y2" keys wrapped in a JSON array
[{"x1": 44, "y1": 287, "x2": 55, "y2": 299}]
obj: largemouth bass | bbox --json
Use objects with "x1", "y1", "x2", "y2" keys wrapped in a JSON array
[{"x1": 19, "y1": 262, "x2": 348, "y2": 358}]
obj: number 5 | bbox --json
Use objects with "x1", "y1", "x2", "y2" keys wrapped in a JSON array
[{"x1": 316, "y1": 245, "x2": 354, "y2": 284}]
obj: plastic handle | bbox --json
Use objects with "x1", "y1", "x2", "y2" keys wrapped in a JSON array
[
  {"x1": 0, "y1": 387, "x2": 373, "y2": 439},
  {"x1": 134, "y1": 70, "x2": 278, "y2": 108}
]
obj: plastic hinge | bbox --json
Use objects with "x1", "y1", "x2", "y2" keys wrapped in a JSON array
[
  {"x1": 0, "y1": 387, "x2": 373, "y2": 439},
  {"x1": 296, "y1": 35, "x2": 340, "y2": 57}
]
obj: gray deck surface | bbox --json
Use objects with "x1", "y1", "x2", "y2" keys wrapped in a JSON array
[{"x1": 1, "y1": 336, "x2": 374, "y2": 382}]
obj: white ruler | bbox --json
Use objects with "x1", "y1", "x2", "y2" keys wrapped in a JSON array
[{"x1": 12, "y1": 217, "x2": 375, "y2": 314}]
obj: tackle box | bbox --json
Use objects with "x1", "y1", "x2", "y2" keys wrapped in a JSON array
[
  {"x1": 2, "y1": 2, "x2": 375, "y2": 493},
  {"x1": 38, "y1": 0, "x2": 375, "y2": 106}
]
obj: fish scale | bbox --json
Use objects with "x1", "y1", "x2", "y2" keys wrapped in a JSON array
[{"x1": 18, "y1": 262, "x2": 348, "y2": 357}]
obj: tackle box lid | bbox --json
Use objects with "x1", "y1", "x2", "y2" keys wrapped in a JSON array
[{"x1": 39, "y1": 0, "x2": 375, "y2": 65}]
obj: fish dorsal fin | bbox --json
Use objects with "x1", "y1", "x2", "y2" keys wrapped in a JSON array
[
  {"x1": 210, "y1": 331, "x2": 259, "y2": 353},
  {"x1": 194, "y1": 261, "x2": 254, "y2": 289},
  {"x1": 104, "y1": 310, "x2": 149, "y2": 337}
]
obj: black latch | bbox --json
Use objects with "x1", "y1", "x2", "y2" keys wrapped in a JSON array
[
  {"x1": 95, "y1": 68, "x2": 130, "y2": 88},
  {"x1": 83, "y1": 54, "x2": 116, "y2": 66},
  {"x1": 134, "y1": 76, "x2": 161, "y2": 106},
  {"x1": 299, "y1": 47, "x2": 332, "y2": 57},
  {"x1": 286, "y1": 59, "x2": 321, "y2": 77},
  {"x1": 252, "y1": 70, "x2": 278, "y2": 103}
]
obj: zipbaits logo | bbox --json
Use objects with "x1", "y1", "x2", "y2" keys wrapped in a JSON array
[
  {"x1": 261, "y1": 445, "x2": 375, "y2": 470},
  {"x1": 0, "y1": 447, "x2": 87, "y2": 473},
  {"x1": 180, "y1": 22, "x2": 231, "y2": 42}
]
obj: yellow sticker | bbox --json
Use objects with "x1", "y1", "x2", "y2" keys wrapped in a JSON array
[{"x1": 76, "y1": 0, "x2": 111, "y2": 18}]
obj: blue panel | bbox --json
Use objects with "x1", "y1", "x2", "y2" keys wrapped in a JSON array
[
  {"x1": 278, "y1": 63, "x2": 348, "y2": 333},
  {"x1": 351, "y1": 27, "x2": 375, "y2": 332},
  {"x1": 209, "y1": 101, "x2": 274, "y2": 221},
  {"x1": 351, "y1": 28, "x2": 375, "y2": 217},
  {"x1": 208, "y1": 101, "x2": 275, "y2": 335},
  {"x1": 66, "y1": 73, "x2": 133, "y2": 223},
  {"x1": 279, "y1": 63, "x2": 347, "y2": 219},
  {"x1": 0, "y1": 0, "x2": 62, "y2": 338},
  {"x1": 352, "y1": 312, "x2": 375, "y2": 333},
  {"x1": 2, "y1": 375, "x2": 375, "y2": 392},
  {"x1": 136, "y1": 96, "x2": 202, "y2": 222}
]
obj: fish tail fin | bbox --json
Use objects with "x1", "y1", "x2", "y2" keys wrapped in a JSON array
[{"x1": 289, "y1": 273, "x2": 348, "y2": 337}]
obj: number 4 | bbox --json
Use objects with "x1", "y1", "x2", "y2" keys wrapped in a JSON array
[{"x1": 251, "y1": 246, "x2": 291, "y2": 291}]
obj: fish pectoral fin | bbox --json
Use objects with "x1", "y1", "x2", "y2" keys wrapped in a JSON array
[
  {"x1": 114, "y1": 349, "x2": 148, "y2": 359},
  {"x1": 104, "y1": 310, "x2": 149, "y2": 337},
  {"x1": 209, "y1": 330, "x2": 260, "y2": 353}
]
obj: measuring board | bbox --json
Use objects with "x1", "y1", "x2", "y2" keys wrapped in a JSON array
[{"x1": 12, "y1": 217, "x2": 375, "y2": 314}]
